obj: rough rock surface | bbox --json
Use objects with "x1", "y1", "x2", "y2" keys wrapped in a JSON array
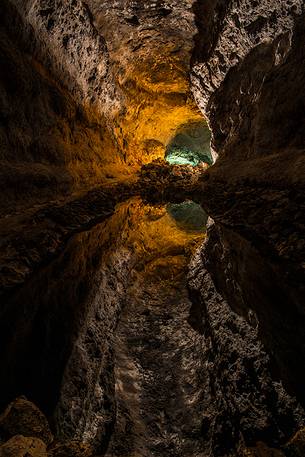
[
  {"x1": 0, "y1": 0, "x2": 304, "y2": 456},
  {"x1": 48, "y1": 440, "x2": 93, "y2": 457},
  {"x1": 191, "y1": 0, "x2": 305, "y2": 413},
  {"x1": 0, "y1": 397, "x2": 53, "y2": 446},
  {"x1": 0, "y1": 0, "x2": 205, "y2": 219},
  {"x1": 188, "y1": 228, "x2": 305, "y2": 455},
  {"x1": 0, "y1": 435, "x2": 47, "y2": 457},
  {"x1": 53, "y1": 197, "x2": 203, "y2": 453},
  {"x1": 0, "y1": 399, "x2": 97, "y2": 457},
  {"x1": 0, "y1": 0, "x2": 123, "y2": 216},
  {"x1": 103, "y1": 201, "x2": 205, "y2": 457},
  {"x1": 86, "y1": 0, "x2": 203, "y2": 164},
  {"x1": 0, "y1": 167, "x2": 202, "y2": 299}
]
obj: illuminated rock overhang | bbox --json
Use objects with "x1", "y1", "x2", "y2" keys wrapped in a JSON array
[{"x1": 86, "y1": 0, "x2": 208, "y2": 169}]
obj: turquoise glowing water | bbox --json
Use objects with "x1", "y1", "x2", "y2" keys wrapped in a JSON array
[{"x1": 167, "y1": 200, "x2": 208, "y2": 232}]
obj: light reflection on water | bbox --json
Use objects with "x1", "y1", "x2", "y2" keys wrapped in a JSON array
[
  {"x1": 166, "y1": 200, "x2": 208, "y2": 233},
  {"x1": 1, "y1": 196, "x2": 206, "y2": 431}
]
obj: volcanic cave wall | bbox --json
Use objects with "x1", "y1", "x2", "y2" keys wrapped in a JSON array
[
  {"x1": 191, "y1": 0, "x2": 305, "y2": 420},
  {"x1": 0, "y1": 200, "x2": 140, "y2": 452},
  {"x1": 1, "y1": 0, "x2": 305, "y2": 455},
  {"x1": 0, "y1": 0, "x2": 128, "y2": 216},
  {"x1": 84, "y1": 0, "x2": 205, "y2": 166}
]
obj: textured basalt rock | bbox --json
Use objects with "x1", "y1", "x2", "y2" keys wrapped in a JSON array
[
  {"x1": 0, "y1": 397, "x2": 53, "y2": 445},
  {"x1": 0, "y1": 399, "x2": 97, "y2": 456},
  {"x1": 0, "y1": 168, "x2": 203, "y2": 300},
  {"x1": 0, "y1": 435, "x2": 48, "y2": 457},
  {"x1": 0, "y1": 0, "x2": 304, "y2": 455},
  {"x1": 0, "y1": 0, "x2": 206, "y2": 218},
  {"x1": 48, "y1": 440, "x2": 94, "y2": 457},
  {"x1": 191, "y1": 0, "x2": 305, "y2": 409},
  {"x1": 83, "y1": 0, "x2": 205, "y2": 165},
  {"x1": 53, "y1": 197, "x2": 205, "y2": 453},
  {"x1": 1, "y1": 0, "x2": 202, "y2": 216},
  {"x1": 188, "y1": 227, "x2": 305, "y2": 455},
  {"x1": 0, "y1": 0, "x2": 124, "y2": 216},
  {"x1": 0, "y1": 196, "x2": 204, "y2": 453}
]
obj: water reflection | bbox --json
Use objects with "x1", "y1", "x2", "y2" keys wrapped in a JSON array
[
  {"x1": 1, "y1": 196, "x2": 206, "y2": 454},
  {"x1": 167, "y1": 200, "x2": 208, "y2": 233}
]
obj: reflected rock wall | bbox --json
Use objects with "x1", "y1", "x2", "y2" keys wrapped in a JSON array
[{"x1": 190, "y1": 0, "x2": 305, "y2": 432}]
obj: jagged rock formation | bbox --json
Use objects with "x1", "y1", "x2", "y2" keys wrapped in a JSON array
[
  {"x1": 0, "y1": 197, "x2": 205, "y2": 454},
  {"x1": 0, "y1": 397, "x2": 93, "y2": 456},
  {"x1": 0, "y1": 397, "x2": 53, "y2": 445},
  {"x1": 86, "y1": 0, "x2": 203, "y2": 164},
  {"x1": 0, "y1": 0, "x2": 122, "y2": 215},
  {"x1": 189, "y1": 0, "x2": 305, "y2": 451},
  {"x1": 0, "y1": 163, "x2": 203, "y2": 298},
  {"x1": 188, "y1": 233, "x2": 305, "y2": 454}
]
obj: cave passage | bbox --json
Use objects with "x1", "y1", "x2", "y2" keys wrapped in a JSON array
[
  {"x1": 1, "y1": 0, "x2": 305, "y2": 455},
  {"x1": 165, "y1": 121, "x2": 213, "y2": 166}
]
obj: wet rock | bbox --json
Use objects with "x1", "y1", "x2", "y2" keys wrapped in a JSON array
[
  {"x1": 0, "y1": 1, "x2": 304, "y2": 456},
  {"x1": 0, "y1": 435, "x2": 47, "y2": 457},
  {"x1": 0, "y1": 397, "x2": 53, "y2": 445},
  {"x1": 138, "y1": 159, "x2": 206, "y2": 203},
  {"x1": 191, "y1": 0, "x2": 305, "y2": 415},
  {"x1": 48, "y1": 440, "x2": 93, "y2": 457},
  {"x1": 187, "y1": 226, "x2": 305, "y2": 454}
]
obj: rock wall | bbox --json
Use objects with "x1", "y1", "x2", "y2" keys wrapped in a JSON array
[
  {"x1": 0, "y1": 0, "x2": 126, "y2": 216},
  {"x1": 191, "y1": 0, "x2": 305, "y2": 428},
  {"x1": 1, "y1": 0, "x2": 305, "y2": 455},
  {"x1": 188, "y1": 228, "x2": 305, "y2": 455},
  {"x1": 0, "y1": 202, "x2": 135, "y2": 452}
]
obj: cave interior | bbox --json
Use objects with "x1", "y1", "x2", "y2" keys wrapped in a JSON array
[{"x1": 0, "y1": 1, "x2": 305, "y2": 457}]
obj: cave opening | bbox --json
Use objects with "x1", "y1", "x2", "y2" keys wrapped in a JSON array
[{"x1": 165, "y1": 120, "x2": 213, "y2": 167}]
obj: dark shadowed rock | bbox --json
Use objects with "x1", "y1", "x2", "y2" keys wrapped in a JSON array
[
  {"x1": 0, "y1": 397, "x2": 53, "y2": 446},
  {"x1": 0, "y1": 435, "x2": 47, "y2": 457},
  {"x1": 187, "y1": 225, "x2": 305, "y2": 455},
  {"x1": 191, "y1": 0, "x2": 305, "y2": 420},
  {"x1": 0, "y1": 0, "x2": 304, "y2": 455},
  {"x1": 48, "y1": 440, "x2": 93, "y2": 457}
]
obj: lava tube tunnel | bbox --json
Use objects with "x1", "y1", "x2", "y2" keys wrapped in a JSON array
[{"x1": 0, "y1": 1, "x2": 304, "y2": 457}]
